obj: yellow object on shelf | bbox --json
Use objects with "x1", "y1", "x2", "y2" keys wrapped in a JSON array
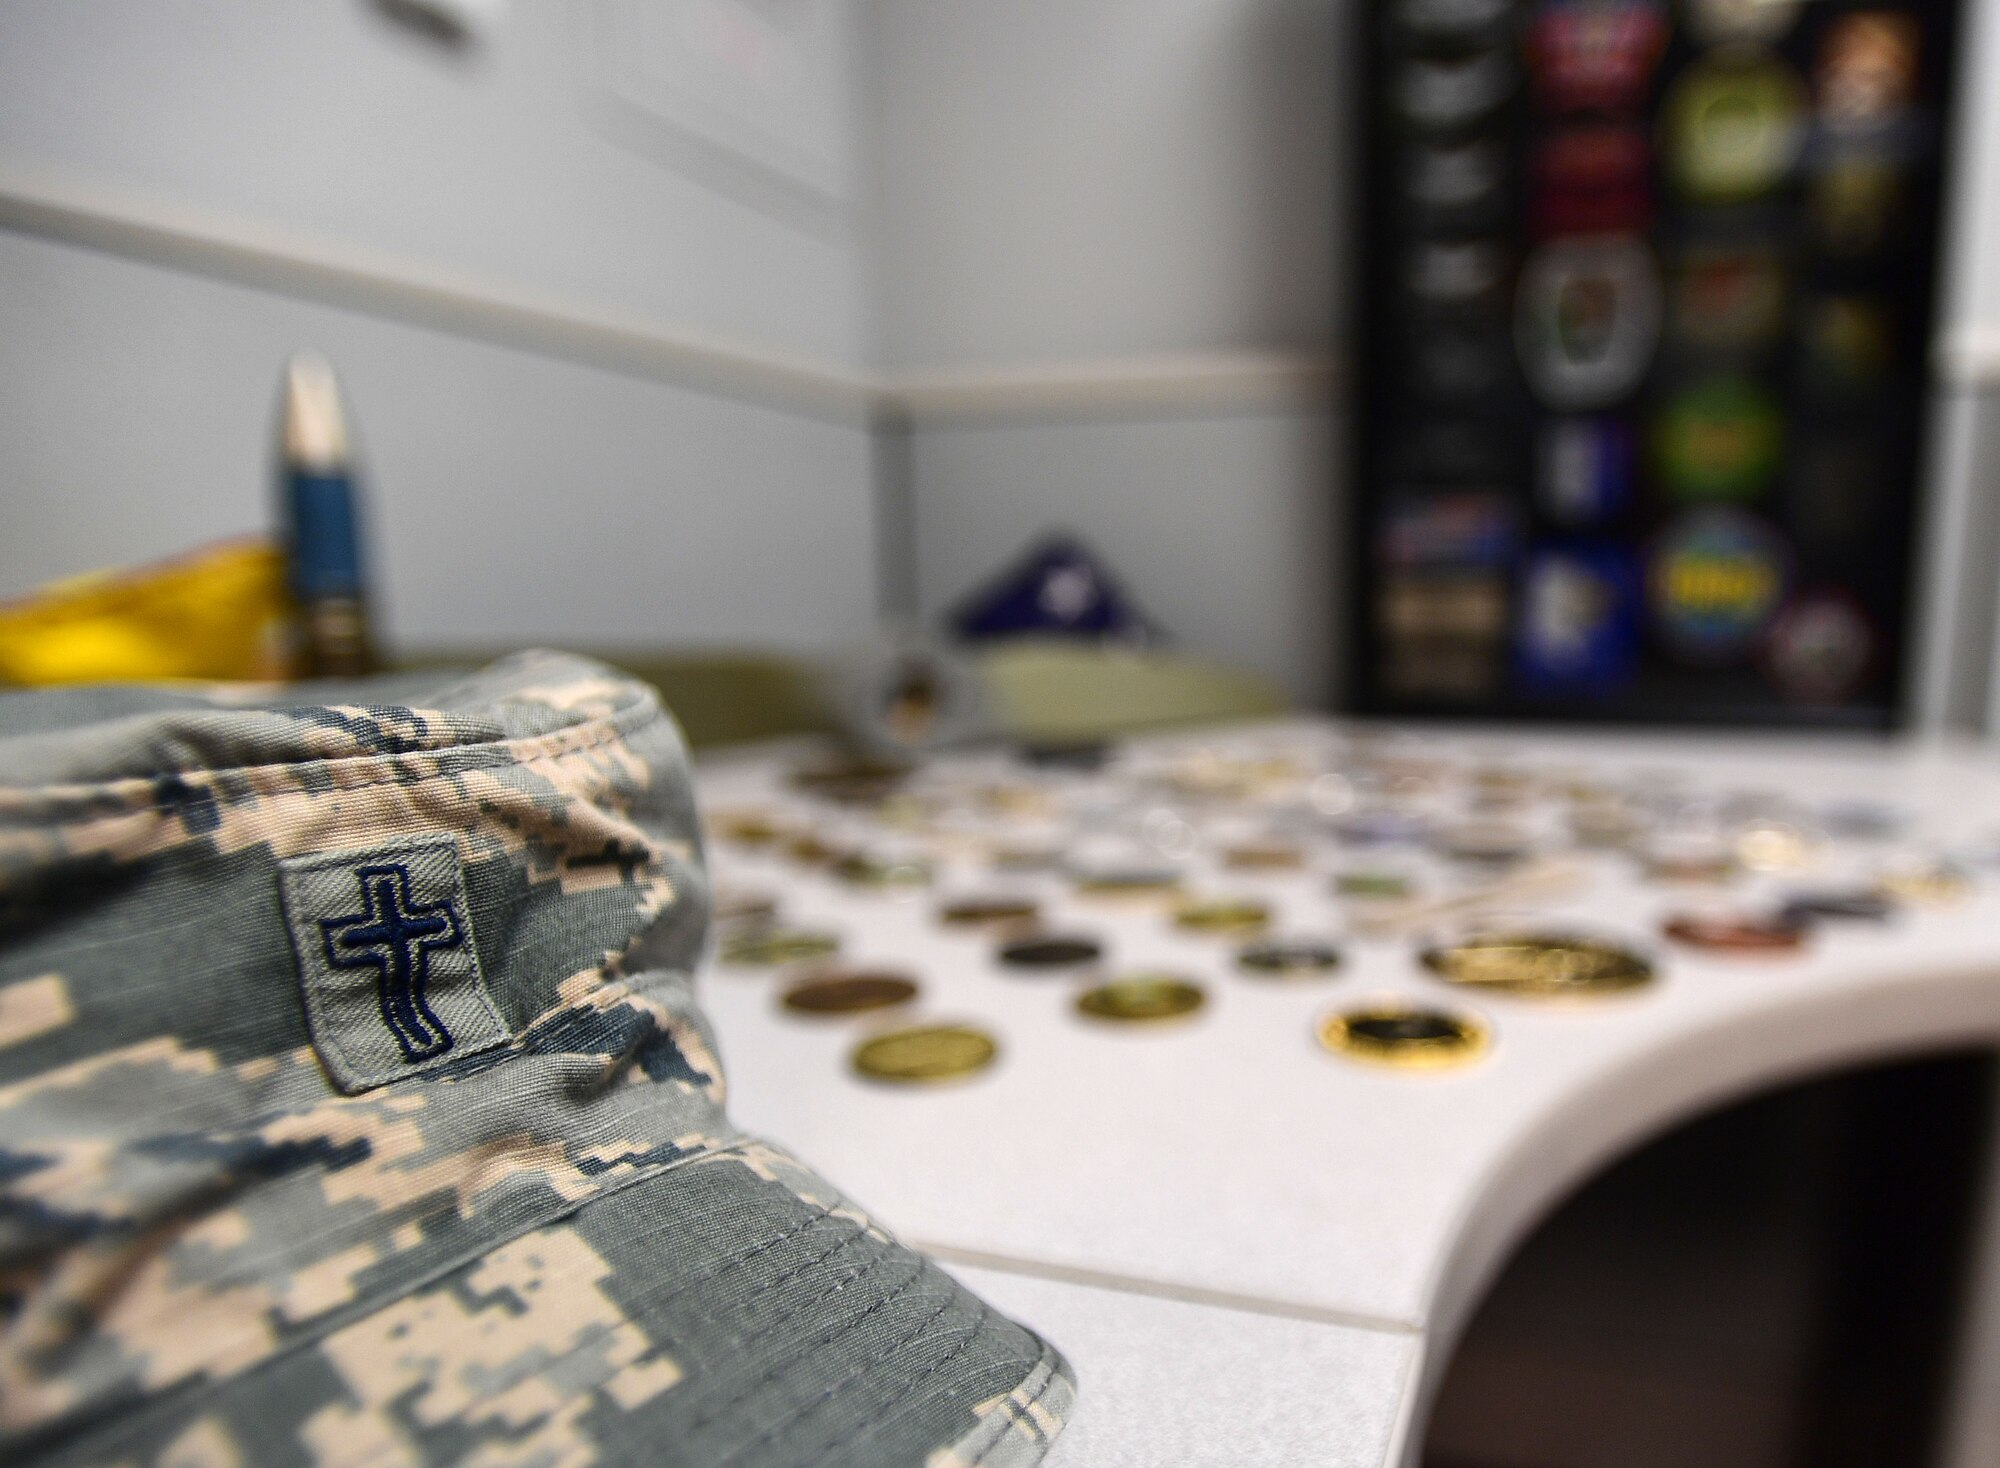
[{"x1": 0, "y1": 538, "x2": 291, "y2": 687}]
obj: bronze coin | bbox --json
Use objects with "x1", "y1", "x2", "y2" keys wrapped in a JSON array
[
  {"x1": 1074, "y1": 868, "x2": 1183, "y2": 899},
  {"x1": 998, "y1": 935, "x2": 1103, "y2": 970},
  {"x1": 781, "y1": 971, "x2": 920, "y2": 1015},
  {"x1": 1661, "y1": 913, "x2": 1805, "y2": 953},
  {"x1": 939, "y1": 897, "x2": 1042, "y2": 927},
  {"x1": 1223, "y1": 841, "x2": 1307, "y2": 871}
]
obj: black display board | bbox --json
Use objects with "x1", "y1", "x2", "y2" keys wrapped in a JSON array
[{"x1": 1345, "y1": 0, "x2": 1964, "y2": 728}]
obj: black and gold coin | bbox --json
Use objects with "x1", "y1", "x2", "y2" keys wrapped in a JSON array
[
  {"x1": 1422, "y1": 934, "x2": 1654, "y2": 996},
  {"x1": 1075, "y1": 975, "x2": 1207, "y2": 1023},
  {"x1": 851, "y1": 1024, "x2": 999, "y2": 1084},
  {"x1": 1661, "y1": 912, "x2": 1805, "y2": 954},
  {"x1": 998, "y1": 934, "x2": 1103, "y2": 970},
  {"x1": 939, "y1": 896, "x2": 1041, "y2": 927},
  {"x1": 1237, "y1": 940, "x2": 1344, "y2": 978},
  {"x1": 1318, "y1": 1003, "x2": 1490, "y2": 1069},
  {"x1": 719, "y1": 926, "x2": 842, "y2": 967},
  {"x1": 781, "y1": 970, "x2": 920, "y2": 1015},
  {"x1": 1173, "y1": 897, "x2": 1273, "y2": 935}
]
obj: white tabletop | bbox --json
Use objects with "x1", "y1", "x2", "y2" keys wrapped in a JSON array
[{"x1": 697, "y1": 721, "x2": 2000, "y2": 1465}]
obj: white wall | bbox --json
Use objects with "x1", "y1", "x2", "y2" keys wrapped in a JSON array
[
  {"x1": 864, "y1": 0, "x2": 1345, "y2": 703},
  {"x1": 0, "y1": 227, "x2": 879, "y2": 653},
  {"x1": 0, "y1": 0, "x2": 880, "y2": 653},
  {"x1": 867, "y1": 0, "x2": 1341, "y2": 372}
]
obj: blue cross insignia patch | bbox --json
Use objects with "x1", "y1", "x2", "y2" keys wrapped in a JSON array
[{"x1": 280, "y1": 837, "x2": 510, "y2": 1091}]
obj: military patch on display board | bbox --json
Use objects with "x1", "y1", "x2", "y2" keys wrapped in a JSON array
[
  {"x1": 1684, "y1": 0, "x2": 1801, "y2": 46},
  {"x1": 1648, "y1": 509, "x2": 1789, "y2": 663},
  {"x1": 1537, "y1": 417, "x2": 1634, "y2": 525},
  {"x1": 1815, "y1": 11, "x2": 1920, "y2": 128},
  {"x1": 1515, "y1": 235, "x2": 1662, "y2": 409},
  {"x1": 1669, "y1": 247, "x2": 1788, "y2": 353},
  {"x1": 1654, "y1": 376, "x2": 1784, "y2": 502},
  {"x1": 1662, "y1": 49, "x2": 1808, "y2": 201},
  {"x1": 1765, "y1": 589, "x2": 1877, "y2": 703},
  {"x1": 1525, "y1": 0, "x2": 1667, "y2": 113},
  {"x1": 1398, "y1": 49, "x2": 1517, "y2": 131},
  {"x1": 1515, "y1": 543, "x2": 1641, "y2": 691},
  {"x1": 1531, "y1": 125, "x2": 1655, "y2": 235}
]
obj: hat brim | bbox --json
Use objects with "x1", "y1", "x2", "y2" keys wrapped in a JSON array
[{"x1": 96, "y1": 1139, "x2": 1073, "y2": 1468}]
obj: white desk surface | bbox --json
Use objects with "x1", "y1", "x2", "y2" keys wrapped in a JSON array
[{"x1": 696, "y1": 721, "x2": 2000, "y2": 1465}]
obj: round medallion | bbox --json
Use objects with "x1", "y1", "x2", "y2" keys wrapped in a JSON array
[
  {"x1": 1422, "y1": 933, "x2": 1654, "y2": 995},
  {"x1": 1075, "y1": 976, "x2": 1208, "y2": 1024},
  {"x1": 781, "y1": 971, "x2": 920, "y2": 1015},
  {"x1": 1318, "y1": 1003, "x2": 1492, "y2": 1069},
  {"x1": 851, "y1": 1025, "x2": 999, "y2": 1085}
]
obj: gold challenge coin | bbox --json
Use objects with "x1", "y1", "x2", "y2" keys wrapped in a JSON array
[
  {"x1": 852, "y1": 1024, "x2": 999, "y2": 1084},
  {"x1": 1075, "y1": 976, "x2": 1207, "y2": 1023},
  {"x1": 719, "y1": 927, "x2": 841, "y2": 967},
  {"x1": 1172, "y1": 897, "x2": 1272, "y2": 935},
  {"x1": 1422, "y1": 934, "x2": 1654, "y2": 997}
]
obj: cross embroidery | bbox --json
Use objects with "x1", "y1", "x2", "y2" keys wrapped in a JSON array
[{"x1": 320, "y1": 863, "x2": 466, "y2": 1063}]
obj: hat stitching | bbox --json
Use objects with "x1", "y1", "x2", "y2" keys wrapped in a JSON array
[
  {"x1": 777, "y1": 1296, "x2": 996, "y2": 1467},
  {"x1": 685, "y1": 1247, "x2": 928, "y2": 1436},
  {"x1": 0, "y1": 697, "x2": 660, "y2": 815}
]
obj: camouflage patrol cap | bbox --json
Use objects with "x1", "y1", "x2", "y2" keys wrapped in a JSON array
[{"x1": 0, "y1": 651, "x2": 1073, "y2": 1468}]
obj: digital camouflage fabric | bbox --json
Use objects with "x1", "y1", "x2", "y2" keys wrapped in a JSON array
[{"x1": 0, "y1": 652, "x2": 1074, "y2": 1468}]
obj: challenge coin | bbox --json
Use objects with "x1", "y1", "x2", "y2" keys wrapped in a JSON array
[
  {"x1": 781, "y1": 971, "x2": 920, "y2": 1016},
  {"x1": 1076, "y1": 976, "x2": 1207, "y2": 1024},
  {"x1": 1173, "y1": 898, "x2": 1274, "y2": 935},
  {"x1": 1876, "y1": 861, "x2": 1972, "y2": 907},
  {"x1": 939, "y1": 897, "x2": 1041, "y2": 927},
  {"x1": 1319, "y1": 1003, "x2": 1491, "y2": 1069},
  {"x1": 852, "y1": 1024, "x2": 999, "y2": 1085},
  {"x1": 1662, "y1": 912, "x2": 1806, "y2": 953},
  {"x1": 999, "y1": 935, "x2": 1104, "y2": 970},
  {"x1": 1781, "y1": 889, "x2": 1893, "y2": 925},
  {"x1": 720, "y1": 927, "x2": 842, "y2": 967},
  {"x1": 1074, "y1": 867, "x2": 1183, "y2": 899},
  {"x1": 712, "y1": 887, "x2": 779, "y2": 927},
  {"x1": 1238, "y1": 940, "x2": 1345, "y2": 978},
  {"x1": 834, "y1": 851, "x2": 934, "y2": 890},
  {"x1": 711, "y1": 808, "x2": 785, "y2": 847},
  {"x1": 1437, "y1": 819, "x2": 1536, "y2": 865},
  {"x1": 1224, "y1": 840, "x2": 1307, "y2": 871},
  {"x1": 1337, "y1": 869, "x2": 1415, "y2": 901},
  {"x1": 1422, "y1": 933, "x2": 1654, "y2": 995}
]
